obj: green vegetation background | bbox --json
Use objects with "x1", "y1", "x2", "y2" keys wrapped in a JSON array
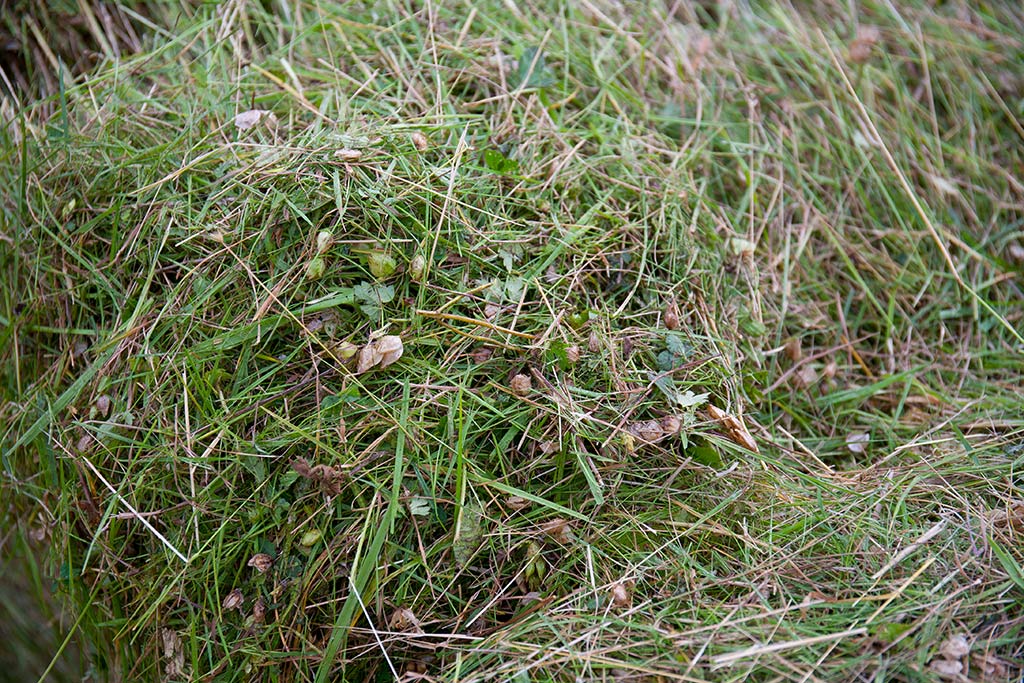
[{"x1": 1, "y1": 1, "x2": 1022, "y2": 681}]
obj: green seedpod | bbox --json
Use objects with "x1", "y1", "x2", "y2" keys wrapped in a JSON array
[
  {"x1": 300, "y1": 528, "x2": 322, "y2": 547},
  {"x1": 367, "y1": 251, "x2": 397, "y2": 279},
  {"x1": 306, "y1": 256, "x2": 325, "y2": 280}
]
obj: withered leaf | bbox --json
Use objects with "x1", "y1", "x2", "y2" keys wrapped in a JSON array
[
  {"x1": 291, "y1": 457, "x2": 344, "y2": 495},
  {"x1": 356, "y1": 335, "x2": 404, "y2": 374},
  {"x1": 706, "y1": 404, "x2": 759, "y2": 453}
]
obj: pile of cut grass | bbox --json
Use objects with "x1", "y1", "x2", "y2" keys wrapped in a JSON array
[{"x1": 2, "y1": 1, "x2": 1023, "y2": 681}]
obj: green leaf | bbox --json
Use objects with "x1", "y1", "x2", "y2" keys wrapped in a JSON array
[
  {"x1": 514, "y1": 46, "x2": 555, "y2": 89},
  {"x1": 687, "y1": 440, "x2": 723, "y2": 468},
  {"x1": 353, "y1": 282, "x2": 395, "y2": 318},
  {"x1": 547, "y1": 340, "x2": 573, "y2": 371},
  {"x1": 408, "y1": 497, "x2": 431, "y2": 517},
  {"x1": 454, "y1": 502, "x2": 485, "y2": 568},
  {"x1": 484, "y1": 148, "x2": 518, "y2": 174},
  {"x1": 665, "y1": 332, "x2": 691, "y2": 358}
]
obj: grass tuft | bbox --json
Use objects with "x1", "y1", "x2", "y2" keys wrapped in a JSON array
[{"x1": 2, "y1": 1, "x2": 1023, "y2": 681}]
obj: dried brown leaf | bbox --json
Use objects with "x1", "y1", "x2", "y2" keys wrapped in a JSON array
[
  {"x1": 706, "y1": 404, "x2": 759, "y2": 453},
  {"x1": 234, "y1": 109, "x2": 273, "y2": 130},
  {"x1": 376, "y1": 335, "x2": 404, "y2": 367},
  {"x1": 849, "y1": 25, "x2": 881, "y2": 64},
  {"x1": 928, "y1": 658, "x2": 962, "y2": 678},
  {"x1": 664, "y1": 302, "x2": 680, "y2": 330},
  {"x1": 247, "y1": 553, "x2": 274, "y2": 573},
  {"x1": 796, "y1": 364, "x2": 819, "y2": 388},
  {"x1": 846, "y1": 431, "x2": 870, "y2": 454},
  {"x1": 541, "y1": 518, "x2": 575, "y2": 544},
  {"x1": 222, "y1": 588, "x2": 244, "y2": 611},
  {"x1": 511, "y1": 373, "x2": 532, "y2": 396},
  {"x1": 610, "y1": 581, "x2": 632, "y2": 608},
  {"x1": 939, "y1": 634, "x2": 970, "y2": 661},
  {"x1": 335, "y1": 148, "x2": 362, "y2": 160},
  {"x1": 355, "y1": 335, "x2": 404, "y2": 374}
]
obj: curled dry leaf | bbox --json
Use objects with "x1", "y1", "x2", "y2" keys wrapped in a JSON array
[
  {"x1": 928, "y1": 658, "x2": 962, "y2": 678},
  {"x1": 389, "y1": 607, "x2": 422, "y2": 631},
  {"x1": 95, "y1": 394, "x2": 111, "y2": 418},
  {"x1": 377, "y1": 335, "x2": 404, "y2": 366},
  {"x1": 409, "y1": 254, "x2": 426, "y2": 281},
  {"x1": 795, "y1": 364, "x2": 819, "y2": 388},
  {"x1": 511, "y1": 373, "x2": 532, "y2": 396},
  {"x1": 247, "y1": 553, "x2": 274, "y2": 573},
  {"x1": 849, "y1": 25, "x2": 881, "y2": 64},
  {"x1": 335, "y1": 148, "x2": 362, "y2": 161},
  {"x1": 939, "y1": 634, "x2": 970, "y2": 661},
  {"x1": 291, "y1": 457, "x2": 344, "y2": 495},
  {"x1": 506, "y1": 495, "x2": 530, "y2": 511},
  {"x1": 252, "y1": 598, "x2": 266, "y2": 624},
  {"x1": 411, "y1": 131, "x2": 429, "y2": 151},
  {"x1": 564, "y1": 345, "x2": 581, "y2": 364},
  {"x1": 706, "y1": 404, "x2": 759, "y2": 453},
  {"x1": 610, "y1": 581, "x2": 632, "y2": 608},
  {"x1": 541, "y1": 517, "x2": 575, "y2": 544},
  {"x1": 234, "y1": 109, "x2": 273, "y2": 130},
  {"x1": 823, "y1": 361, "x2": 838, "y2": 380},
  {"x1": 316, "y1": 230, "x2": 334, "y2": 254},
  {"x1": 222, "y1": 588, "x2": 244, "y2": 611},
  {"x1": 846, "y1": 432, "x2": 870, "y2": 454},
  {"x1": 664, "y1": 301, "x2": 680, "y2": 330},
  {"x1": 356, "y1": 335, "x2": 404, "y2": 374}
]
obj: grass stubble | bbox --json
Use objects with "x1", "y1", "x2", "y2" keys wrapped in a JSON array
[{"x1": 1, "y1": 0, "x2": 1023, "y2": 681}]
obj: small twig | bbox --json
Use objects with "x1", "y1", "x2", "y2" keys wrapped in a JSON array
[
  {"x1": 416, "y1": 309, "x2": 536, "y2": 340},
  {"x1": 711, "y1": 627, "x2": 867, "y2": 667}
]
